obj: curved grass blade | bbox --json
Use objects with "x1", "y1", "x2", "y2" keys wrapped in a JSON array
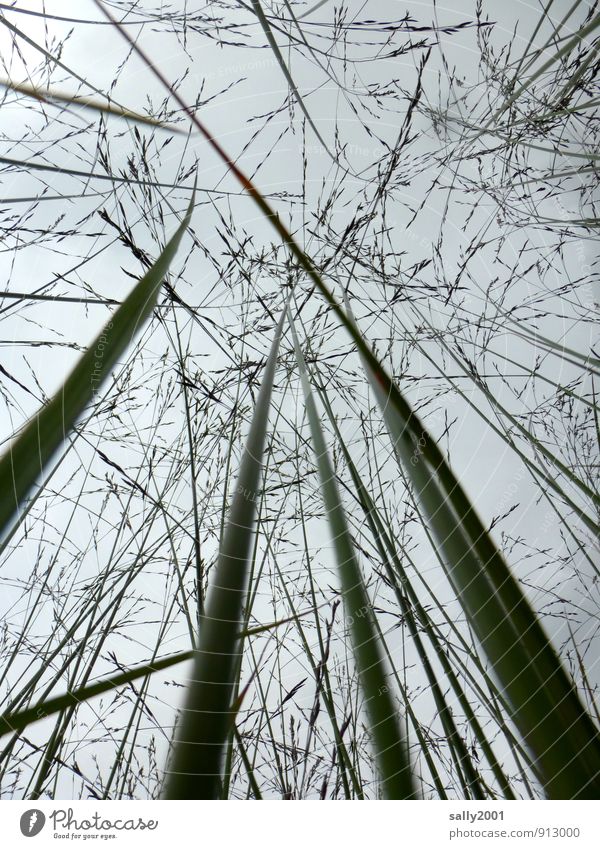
[
  {"x1": 161, "y1": 306, "x2": 287, "y2": 800},
  {"x1": 0, "y1": 184, "x2": 196, "y2": 536},
  {"x1": 288, "y1": 310, "x2": 414, "y2": 799}
]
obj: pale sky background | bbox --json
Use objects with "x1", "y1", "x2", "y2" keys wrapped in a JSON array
[{"x1": 0, "y1": 0, "x2": 597, "y2": 798}]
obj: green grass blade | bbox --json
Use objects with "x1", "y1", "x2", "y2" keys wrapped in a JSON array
[
  {"x1": 0, "y1": 185, "x2": 196, "y2": 537},
  {"x1": 0, "y1": 651, "x2": 193, "y2": 737},
  {"x1": 306, "y1": 359, "x2": 514, "y2": 797},
  {"x1": 288, "y1": 310, "x2": 414, "y2": 799},
  {"x1": 161, "y1": 307, "x2": 287, "y2": 800},
  {"x1": 298, "y1": 0, "x2": 330, "y2": 19},
  {"x1": 1, "y1": 78, "x2": 184, "y2": 132},
  {"x1": 343, "y1": 296, "x2": 600, "y2": 799}
]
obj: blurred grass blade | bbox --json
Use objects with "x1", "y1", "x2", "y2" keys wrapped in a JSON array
[
  {"x1": 0, "y1": 78, "x2": 184, "y2": 132},
  {"x1": 288, "y1": 309, "x2": 414, "y2": 799},
  {"x1": 343, "y1": 294, "x2": 600, "y2": 799},
  {"x1": 0, "y1": 651, "x2": 193, "y2": 737},
  {"x1": 0, "y1": 184, "x2": 196, "y2": 536},
  {"x1": 298, "y1": 0, "x2": 330, "y2": 19},
  {"x1": 162, "y1": 306, "x2": 287, "y2": 800}
]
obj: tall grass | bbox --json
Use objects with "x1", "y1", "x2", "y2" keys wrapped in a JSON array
[{"x1": 0, "y1": 0, "x2": 598, "y2": 800}]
